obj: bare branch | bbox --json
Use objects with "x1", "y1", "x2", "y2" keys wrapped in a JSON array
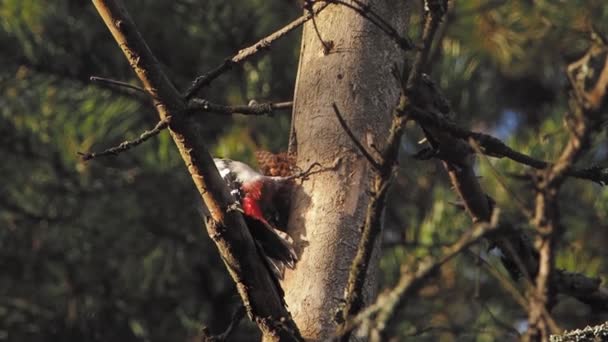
[
  {"x1": 407, "y1": 106, "x2": 608, "y2": 185},
  {"x1": 78, "y1": 117, "x2": 170, "y2": 161},
  {"x1": 468, "y1": 250, "x2": 528, "y2": 311},
  {"x1": 90, "y1": 76, "x2": 146, "y2": 93},
  {"x1": 468, "y1": 138, "x2": 534, "y2": 219},
  {"x1": 10, "y1": 60, "x2": 147, "y2": 103},
  {"x1": 322, "y1": 0, "x2": 414, "y2": 51},
  {"x1": 340, "y1": 216, "x2": 499, "y2": 340},
  {"x1": 337, "y1": 112, "x2": 407, "y2": 341},
  {"x1": 526, "y1": 40, "x2": 606, "y2": 340},
  {"x1": 188, "y1": 99, "x2": 292, "y2": 116},
  {"x1": 405, "y1": 0, "x2": 445, "y2": 90},
  {"x1": 303, "y1": 1, "x2": 333, "y2": 54},
  {"x1": 184, "y1": 2, "x2": 330, "y2": 99},
  {"x1": 332, "y1": 103, "x2": 382, "y2": 170}
]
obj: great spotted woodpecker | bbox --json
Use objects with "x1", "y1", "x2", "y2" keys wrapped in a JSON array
[{"x1": 213, "y1": 158, "x2": 298, "y2": 280}]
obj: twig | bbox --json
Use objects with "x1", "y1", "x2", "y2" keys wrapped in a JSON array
[
  {"x1": 470, "y1": 248, "x2": 561, "y2": 335},
  {"x1": 323, "y1": 0, "x2": 414, "y2": 51},
  {"x1": 406, "y1": 0, "x2": 445, "y2": 91},
  {"x1": 337, "y1": 114, "x2": 406, "y2": 341},
  {"x1": 479, "y1": 300, "x2": 522, "y2": 338},
  {"x1": 339, "y1": 216, "x2": 499, "y2": 340},
  {"x1": 471, "y1": 246, "x2": 562, "y2": 336},
  {"x1": 90, "y1": 76, "x2": 146, "y2": 93},
  {"x1": 466, "y1": 250, "x2": 528, "y2": 310},
  {"x1": 184, "y1": 2, "x2": 330, "y2": 99},
  {"x1": 467, "y1": 232, "x2": 564, "y2": 336},
  {"x1": 283, "y1": 159, "x2": 336, "y2": 181},
  {"x1": 304, "y1": 1, "x2": 333, "y2": 54},
  {"x1": 468, "y1": 138, "x2": 534, "y2": 219},
  {"x1": 332, "y1": 103, "x2": 382, "y2": 170},
  {"x1": 78, "y1": 117, "x2": 170, "y2": 161},
  {"x1": 10, "y1": 60, "x2": 146, "y2": 103},
  {"x1": 188, "y1": 99, "x2": 292, "y2": 116}
]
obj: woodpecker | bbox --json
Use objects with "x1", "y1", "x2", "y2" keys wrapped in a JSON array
[{"x1": 213, "y1": 158, "x2": 298, "y2": 280}]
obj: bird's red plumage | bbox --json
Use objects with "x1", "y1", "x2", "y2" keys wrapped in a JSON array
[{"x1": 241, "y1": 181, "x2": 268, "y2": 225}]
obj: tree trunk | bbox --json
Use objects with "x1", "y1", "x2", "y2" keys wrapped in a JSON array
[{"x1": 284, "y1": 2, "x2": 408, "y2": 340}]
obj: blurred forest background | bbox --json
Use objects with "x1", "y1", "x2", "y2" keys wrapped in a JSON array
[{"x1": 2, "y1": 0, "x2": 608, "y2": 341}]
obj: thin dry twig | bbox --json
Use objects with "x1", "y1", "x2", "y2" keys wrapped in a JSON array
[
  {"x1": 184, "y1": 2, "x2": 330, "y2": 99},
  {"x1": 332, "y1": 103, "x2": 382, "y2": 170},
  {"x1": 467, "y1": 250, "x2": 528, "y2": 310},
  {"x1": 405, "y1": 0, "x2": 445, "y2": 91},
  {"x1": 78, "y1": 117, "x2": 170, "y2": 161},
  {"x1": 340, "y1": 216, "x2": 499, "y2": 340},
  {"x1": 303, "y1": 0, "x2": 333, "y2": 54},
  {"x1": 188, "y1": 99, "x2": 292, "y2": 116},
  {"x1": 282, "y1": 157, "x2": 342, "y2": 182},
  {"x1": 322, "y1": 0, "x2": 414, "y2": 51},
  {"x1": 478, "y1": 300, "x2": 522, "y2": 338},
  {"x1": 468, "y1": 138, "x2": 534, "y2": 219},
  {"x1": 468, "y1": 249, "x2": 561, "y2": 335},
  {"x1": 336, "y1": 116, "x2": 403, "y2": 341},
  {"x1": 90, "y1": 76, "x2": 146, "y2": 93}
]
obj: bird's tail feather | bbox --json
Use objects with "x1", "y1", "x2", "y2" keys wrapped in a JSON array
[{"x1": 244, "y1": 216, "x2": 297, "y2": 279}]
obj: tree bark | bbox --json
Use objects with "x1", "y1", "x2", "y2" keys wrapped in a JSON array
[{"x1": 284, "y1": 2, "x2": 408, "y2": 339}]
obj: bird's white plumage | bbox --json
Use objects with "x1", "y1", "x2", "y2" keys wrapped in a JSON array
[
  {"x1": 214, "y1": 158, "x2": 262, "y2": 183},
  {"x1": 219, "y1": 167, "x2": 231, "y2": 179}
]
